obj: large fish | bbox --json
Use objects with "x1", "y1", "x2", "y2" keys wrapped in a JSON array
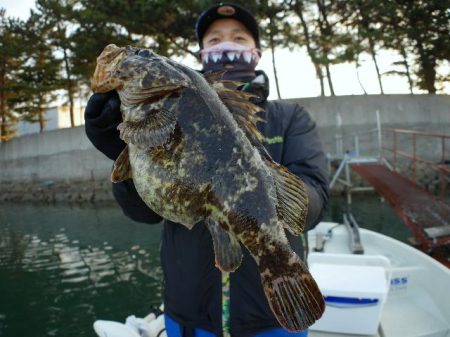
[{"x1": 91, "y1": 44, "x2": 324, "y2": 331}]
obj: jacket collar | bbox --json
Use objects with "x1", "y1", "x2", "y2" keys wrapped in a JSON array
[{"x1": 241, "y1": 70, "x2": 270, "y2": 105}]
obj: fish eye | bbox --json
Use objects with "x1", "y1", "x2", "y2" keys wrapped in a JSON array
[{"x1": 138, "y1": 50, "x2": 151, "y2": 58}]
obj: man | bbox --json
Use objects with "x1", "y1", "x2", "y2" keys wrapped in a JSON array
[{"x1": 85, "y1": 3, "x2": 329, "y2": 337}]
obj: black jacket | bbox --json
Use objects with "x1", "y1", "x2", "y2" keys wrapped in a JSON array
[{"x1": 85, "y1": 70, "x2": 329, "y2": 337}]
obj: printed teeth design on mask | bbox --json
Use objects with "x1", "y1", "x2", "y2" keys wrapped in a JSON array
[
  {"x1": 201, "y1": 41, "x2": 261, "y2": 65},
  {"x1": 243, "y1": 51, "x2": 252, "y2": 63},
  {"x1": 212, "y1": 52, "x2": 222, "y2": 63},
  {"x1": 202, "y1": 50, "x2": 258, "y2": 64},
  {"x1": 227, "y1": 51, "x2": 236, "y2": 61}
]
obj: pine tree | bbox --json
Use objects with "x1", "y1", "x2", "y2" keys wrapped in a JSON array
[
  {"x1": 11, "y1": 12, "x2": 60, "y2": 133},
  {"x1": 0, "y1": 11, "x2": 23, "y2": 141}
]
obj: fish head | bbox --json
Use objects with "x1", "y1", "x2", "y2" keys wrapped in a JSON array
[
  {"x1": 93, "y1": 45, "x2": 191, "y2": 97},
  {"x1": 91, "y1": 44, "x2": 129, "y2": 93},
  {"x1": 126, "y1": 49, "x2": 191, "y2": 90}
]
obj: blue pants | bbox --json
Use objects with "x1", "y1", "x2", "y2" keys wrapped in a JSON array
[{"x1": 165, "y1": 315, "x2": 308, "y2": 337}]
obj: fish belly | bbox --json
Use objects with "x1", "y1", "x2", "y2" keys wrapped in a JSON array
[{"x1": 129, "y1": 145, "x2": 209, "y2": 228}]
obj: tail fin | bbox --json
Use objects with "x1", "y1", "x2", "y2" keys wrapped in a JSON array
[{"x1": 260, "y1": 254, "x2": 325, "y2": 332}]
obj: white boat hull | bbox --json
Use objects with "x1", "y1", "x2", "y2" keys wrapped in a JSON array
[{"x1": 308, "y1": 222, "x2": 450, "y2": 337}]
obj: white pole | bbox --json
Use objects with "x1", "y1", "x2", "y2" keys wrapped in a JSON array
[
  {"x1": 355, "y1": 135, "x2": 360, "y2": 157},
  {"x1": 336, "y1": 112, "x2": 343, "y2": 157},
  {"x1": 376, "y1": 110, "x2": 382, "y2": 159}
]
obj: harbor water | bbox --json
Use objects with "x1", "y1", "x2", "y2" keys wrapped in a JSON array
[{"x1": 0, "y1": 195, "x2": 412, "y2": 337}]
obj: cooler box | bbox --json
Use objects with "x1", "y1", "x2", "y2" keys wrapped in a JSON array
[{"x1": 308, "y1": 253, "x2": 391, "y2": 335}]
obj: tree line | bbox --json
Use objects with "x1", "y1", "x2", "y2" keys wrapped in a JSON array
[{"x1": 0, "y1": 0, "x2": 448, "y2": 140}]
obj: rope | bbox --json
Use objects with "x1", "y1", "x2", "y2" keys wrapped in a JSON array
[{"x1": 222, "y1": 271, "x2": 231, "y2": 337}]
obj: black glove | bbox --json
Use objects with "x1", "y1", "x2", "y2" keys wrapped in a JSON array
[{"x1": 84, "y1": 91, "x2": 126, "y2": 160}]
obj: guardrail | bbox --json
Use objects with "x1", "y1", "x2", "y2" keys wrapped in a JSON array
[
  {"x1": 382, "y1": 128, "x2": 450, "y2": 200},
  {"x1": 332, "y1": 111, "x2": 383, "y2": 159}
]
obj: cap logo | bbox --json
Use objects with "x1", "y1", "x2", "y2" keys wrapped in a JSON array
[{"x1": 217, "y1": 5, "x2": 235, "y2": 16}]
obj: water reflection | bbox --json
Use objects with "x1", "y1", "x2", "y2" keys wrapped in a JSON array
[
  {"x1": 0, "y1": 196, "x2": 412, "y2": 337},
  {"x1": 0, "y1": 202, "x2": 163, "y2": 337}
]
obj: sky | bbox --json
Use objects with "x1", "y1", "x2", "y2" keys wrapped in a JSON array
[{"x1": 1, "y1": 0, "x2": 449, "y2": 100}]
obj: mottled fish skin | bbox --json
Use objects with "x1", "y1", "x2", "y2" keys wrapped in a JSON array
[{"x1": 91, "y1": 44, "x2": 325, "y2": 332}]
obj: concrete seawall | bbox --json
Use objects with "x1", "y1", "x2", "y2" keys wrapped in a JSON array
[
  {"x1": 0, "y1": 126, "x2": 112, "y2": 182},
  {"x1": 1, "y1": 94, "x2": 449, "y2": 188},
  {"x1": 293, "y1": 94, "x2": 450, "y2": 158}
]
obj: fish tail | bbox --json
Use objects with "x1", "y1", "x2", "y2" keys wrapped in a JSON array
[{"x1": 259, "y1": 252, "x2": 325, "y2": 332}]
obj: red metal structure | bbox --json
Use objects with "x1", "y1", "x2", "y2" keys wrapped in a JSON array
[
  {"x1": 351, "y1": 128, "x2": 450, "y2": 267},
  {"x1": 383, "y1": 128, "x2": 450, "y2": 200}
]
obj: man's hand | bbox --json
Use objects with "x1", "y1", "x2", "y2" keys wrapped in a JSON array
[
  {"x1": 85, "y1": 91, "x2": 121, "y2": 126},
  {"x1": 84, "y1": 91, "x2": 126, "y2": 160}
]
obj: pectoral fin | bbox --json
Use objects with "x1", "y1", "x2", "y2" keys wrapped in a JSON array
[
  {"x1": 120, "y1": 85, "x2": 184, "y2": 106},
  {"x1": 265, "y1": 159, "x2": 309, "y2": 236},
  {"x1": 117, "y1": 108, "x2": 177, "y2": 148},
  {"x1": 111, "y1": 146, "x2": 132, "y2": 183},
  {"x1": 206, "y1": 219, "x2": 243, "y2": 272}
]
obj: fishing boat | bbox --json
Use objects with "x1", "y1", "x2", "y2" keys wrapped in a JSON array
[
  {"x1": 93, "y1": 216, "x2": 450, "y2": 337},
  {"x1": 308, "y1": 217, "x2": 450, "y2": 337}
]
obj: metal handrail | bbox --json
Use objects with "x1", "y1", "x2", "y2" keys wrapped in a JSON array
[
  {"x1": 333, "y1": 111, "x2": 383, "y2": 159},
  {"x1": 382, "y1": 148, "x2": 450, "y2": 174},
  {"x1": 339, "y1": 127, "x2": 379, "y2": 138},
  {"x1": 381, "y1": 127, "x2": 450, "y2": 199},
  {"x1": 383, "y1": 127, "x2": 450, "y2": 140}
]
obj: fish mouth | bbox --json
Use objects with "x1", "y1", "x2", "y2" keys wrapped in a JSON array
[
  {"x1": 97, "y1": 45, "x2": 127, "y2": 65},
  {"x1": 91, "y1": 45, "x2": 128, "y2": 92}
]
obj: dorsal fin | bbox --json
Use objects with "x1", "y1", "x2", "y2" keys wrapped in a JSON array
[
  {"x1": 204, "y1": 70, "x2": 227, "y2": 84},
  {"x1": 205, "y1": 72, "x2": 309, "y2": 235},
  {"x1": 265, "y1": 158, "x2": 309, "y2": 236},
  {"x1": 205, "y1": 72, "x2": 265, "y2": 145}
]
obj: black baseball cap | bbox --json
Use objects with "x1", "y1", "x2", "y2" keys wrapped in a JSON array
[{"x1": 195, "y1": 3, "x2": 261, "y2": 49}]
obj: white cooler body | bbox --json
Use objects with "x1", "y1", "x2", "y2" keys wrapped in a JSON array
[{"x1": 308, "y1": 253, "x2": 391, "y2": 335}]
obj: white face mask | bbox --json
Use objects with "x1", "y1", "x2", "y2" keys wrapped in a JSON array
[
  {"x1": 200, "y1": 41, "x2": 261, "y2": 81},
  {"x1": 200, "y1": 41, "x2": 261, "y2": 64}
]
